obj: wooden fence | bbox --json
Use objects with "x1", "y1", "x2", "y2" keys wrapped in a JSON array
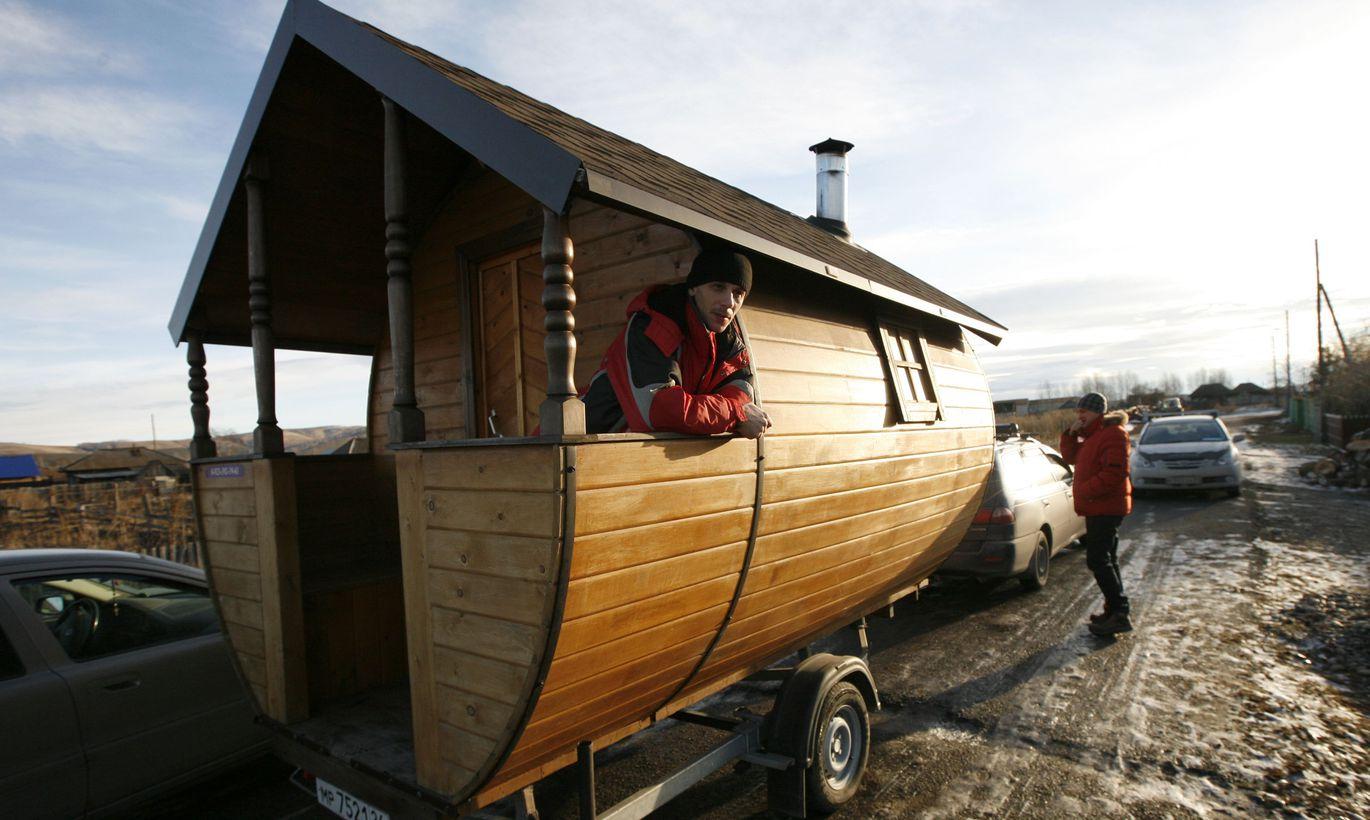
[
  {"x1": 0, "y1": 480, "x2": 200, "y2": 566},
  {"x1": 1327, "y1": 414, "x2": 1370, "y2": 449}
]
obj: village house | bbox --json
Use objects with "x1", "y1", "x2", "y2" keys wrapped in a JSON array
[
  {"x1": 1231, "y1": 382, "x2": 1271, "y2": 406},
  {"x1": 1188, "y1": 382, "x2": 1233, "y2": 410},
  {"x1": 59, "y1": 447, "x2": 191, "y2": 485},
  {"x1": 0, "y1": 455, "x2": 47, "y2": 488}
]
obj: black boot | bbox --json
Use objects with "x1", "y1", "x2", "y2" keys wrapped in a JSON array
[
  {"x1": 1089, "y1": 610, "x2": 1133, "y2": 636},
  {"x1": 1089, "y1": 605, "x2": 1111, "y2": 624}
]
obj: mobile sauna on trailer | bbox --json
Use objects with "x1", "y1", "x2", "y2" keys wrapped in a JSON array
[{"x1": 167, "y1": 1, "x2": 1006, "y2": 815}]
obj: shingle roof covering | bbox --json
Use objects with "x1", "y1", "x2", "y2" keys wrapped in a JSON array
[{"x1": 366, "y1": 26, "x2": 1002, "y2": 334}]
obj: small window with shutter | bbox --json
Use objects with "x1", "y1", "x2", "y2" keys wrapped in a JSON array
[{"x1": 878, "y1": 319, "x2": 941, "y2": 423}]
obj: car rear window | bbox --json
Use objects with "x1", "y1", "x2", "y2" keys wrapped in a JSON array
[{"x1": 1141, "y1": 420, "x2": 1227, "y2": 444}]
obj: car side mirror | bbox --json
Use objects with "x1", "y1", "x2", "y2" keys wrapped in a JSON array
[
  {"x1": 1231, "y1": 433, "x2": 1246, "y2": 443},
  {"x1": 39, "y1": 595, "x2": 66, "y2": 615}
]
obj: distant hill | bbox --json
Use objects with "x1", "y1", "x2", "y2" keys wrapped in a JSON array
[{"x1": 0, "y1": 426, "x2": 366, "y2": 472}]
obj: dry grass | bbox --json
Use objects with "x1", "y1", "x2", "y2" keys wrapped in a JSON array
[
  {"x1": 996, "y1": 409, "x2": 1077, "y2": 442},
  {"x1": 0, "y1": 480, "x2": 200, "y2": 566}
]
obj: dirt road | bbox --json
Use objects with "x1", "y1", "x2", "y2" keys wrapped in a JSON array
[{"x1": 154, "y1": 418, "x2": 1369, "y2": 818}]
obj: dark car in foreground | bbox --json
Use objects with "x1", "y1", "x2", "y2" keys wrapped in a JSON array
[
  {"x1": 0, "y1": 548, "x2": 268, "y2": 819},
  {"x1": 939, "y1": 430, "x2": 1087, "y2": 590}
]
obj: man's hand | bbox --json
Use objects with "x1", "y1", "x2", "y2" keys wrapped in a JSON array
[
  {"x1": 735, "y1": 402, "x2": 772, "y2": 439},
  {"x1": 1067, "y1": 418, "x2": 1085, "y2": 435}
]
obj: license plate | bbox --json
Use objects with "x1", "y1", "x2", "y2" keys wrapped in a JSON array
[
  {"x1": 1169, "y1": 476, "x2": 1199, "y2": 486},
  {"x1": 316, "y1": 778, "x2": 390, "y2": 820}
]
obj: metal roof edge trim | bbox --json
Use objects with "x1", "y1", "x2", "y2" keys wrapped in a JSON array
[
  {"x1": 584, "y1": 170, "x2": 1006, "y2": 345},
  {"x1": 167, "y1": 0, "x2": 583, "y2": 345},
  {"x1": 294, "y1": 0, "x2": 582, "y2": 210}
]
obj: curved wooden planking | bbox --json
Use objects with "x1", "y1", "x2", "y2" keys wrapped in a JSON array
[
  {"x1": 475, "y1": 436, "x2": 757, "y2": 795},
  {"x1": 397, "y1": 444, "x2": 566, "y2": 799}
]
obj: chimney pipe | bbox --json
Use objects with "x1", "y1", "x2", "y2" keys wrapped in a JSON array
[{"x1": 807, "y1": 138, "x2": 854, "y2": 240}]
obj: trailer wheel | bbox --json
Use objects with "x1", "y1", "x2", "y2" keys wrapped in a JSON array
[{"x1": 806, "y1": 681, "x2": 869, "y2": 813}]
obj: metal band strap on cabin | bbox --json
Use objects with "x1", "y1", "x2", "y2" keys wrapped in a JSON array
[
  {"x1": 245, "y1": 152, "x2": 284, "y2": 456},
  {"x1": 656, "y1": 433, "x2": 767, "y2": 716}
]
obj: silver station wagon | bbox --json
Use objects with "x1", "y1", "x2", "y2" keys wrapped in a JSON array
[
  {"x1": 939, "y1": 428, "x2": 1087, "y2": 590},
  {"x1": 0, "y1": 549, "x2": 268, "y2": 819}
]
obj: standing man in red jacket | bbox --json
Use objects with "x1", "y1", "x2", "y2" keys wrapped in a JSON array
[
  {"x1": 581, "y1": 248, "x2": 771, "y2": 438},
  {"x1": 1059, "y1": 392, "x2": 1134, "y2": 636}
]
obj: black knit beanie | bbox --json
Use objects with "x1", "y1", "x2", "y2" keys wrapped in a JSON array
[
  {"x1": 685, "y1": 249, "x2": 752, "y2": 292},
  {"x1": 1078, "y1": 392, "x2": 1107, "y2": 414}
]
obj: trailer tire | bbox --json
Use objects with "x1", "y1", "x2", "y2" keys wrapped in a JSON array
[{"x1": 806, "y1": 681, "x2": 869, "y2": 813}]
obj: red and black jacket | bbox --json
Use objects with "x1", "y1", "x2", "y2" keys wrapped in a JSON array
[
  {"x1": 1059, "y1": 411, "x2": 1133, "y2": 517},
  {"x1": 582, "y1": 284, "x2": 755, "y2": 435}
]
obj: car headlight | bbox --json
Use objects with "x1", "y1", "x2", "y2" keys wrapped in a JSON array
[
  {"x1": 1135, "y1": 453, "x2": 1153, "y2": 467},
  {"x1": 1215, "y1": 449, "x2": 1233, "y2": 465}
]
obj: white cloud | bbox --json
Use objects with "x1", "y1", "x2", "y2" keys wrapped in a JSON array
[
  {"x1": 0, "y1": 1, "x2": 141, "y2": 77},
  {"x1": 0, "y1": 85, "x2": 195, "y2": 156}
]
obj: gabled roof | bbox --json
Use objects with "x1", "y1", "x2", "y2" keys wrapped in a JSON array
[
  {"x1": 0, "y1": 455, "x2": 41, "y2": 480},
  {"x1": 61, "y1": 448, "x2": 189, "y2": 475},
  {"x1": 1233, "y1": 382, "x2": 1269, "y2": 393},
  {"x1": 1190, "y1": 383, "x2": 1232, "y2": 399},
  {"x1": 168, "y1": 0, "x2": 1003, "y2": 348}
]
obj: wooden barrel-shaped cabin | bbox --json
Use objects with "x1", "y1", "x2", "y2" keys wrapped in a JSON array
[{"x1": 168, "y1": 0, "x2": 1006, "y2": 812}]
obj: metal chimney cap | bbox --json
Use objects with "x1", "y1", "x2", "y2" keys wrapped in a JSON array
[{"x1": 808, "y1": 138, "x2": 855, "y2": 155}]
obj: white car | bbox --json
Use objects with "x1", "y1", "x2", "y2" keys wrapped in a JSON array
[{"x1": 1131, "y1": 414, "x2": 1244, "y2": 497}]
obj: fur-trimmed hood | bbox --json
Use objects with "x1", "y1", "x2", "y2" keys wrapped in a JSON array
[{"x1": 1101, "y1": 410, "x2": 1129, "y2": 427}]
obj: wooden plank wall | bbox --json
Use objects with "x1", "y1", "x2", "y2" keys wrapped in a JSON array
[
  {"x1": 483, "y1": 436, "x2": 757, "y2": 797},
  {"x1": 369, "y1": 172, "x2": 542, "y2": 450},
  {"x1": 303, "y1": 577, "x2": 408, "y2": 704},
  {"x1": 196, "y1": 460, "x2": 269, "y2": 708},
  {"x1": 564, "y1": 200, "x2": 697, "y2": 391},
  {"x1": 397, "y1": 444, "x2": 565, "y2": 799},
  {"x1": 294, "y1": 454, "x2": 400, "y2": 576},
  {"x1": 666, "y1": 303, "x2": 994, "y2": 709},
  {"x1": 368, "y1": 187, "x2": 692, "y2": 448},
  {"x1": 293, "y1": 453, "x2": 405, "y2": 705}
]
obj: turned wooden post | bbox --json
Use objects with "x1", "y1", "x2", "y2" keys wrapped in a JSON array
[
  {"x1": 383, "y1": 97, "x2": 425, "y2": 443},
  {"x1": 245, "y1": 153, "x2": 284, "y2": 455},
  {"x1": 538, "y1": 208, "x2": 586, "y2": 436},
  {"x1": 186, "y1": 330, "x2": 217, "y2": 460}
]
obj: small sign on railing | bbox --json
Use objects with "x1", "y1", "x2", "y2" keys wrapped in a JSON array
[{"x1": 203, "y1": 463, "x2": 246, "y2": 479}]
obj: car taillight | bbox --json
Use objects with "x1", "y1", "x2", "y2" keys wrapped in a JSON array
[{"x1": 972, "y1": 506, "x2": 1015, "y2": 525}]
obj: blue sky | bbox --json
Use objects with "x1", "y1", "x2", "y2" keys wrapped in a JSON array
[{"x1": 2, "y1": 0, "x2": 1368, "y2": 444}]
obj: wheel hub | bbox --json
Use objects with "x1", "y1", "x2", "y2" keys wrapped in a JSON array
[{"x1": 822, "y1": 704, "x2": 863, "y2": 790}]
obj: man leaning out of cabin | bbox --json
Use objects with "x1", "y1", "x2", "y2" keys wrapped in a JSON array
[
  {"x1": 582, "y1": 248, "x2": 771, "y2": 438},
  {"x1": 1059, "y1": 392, "x2": 1134, "y2": 636}
]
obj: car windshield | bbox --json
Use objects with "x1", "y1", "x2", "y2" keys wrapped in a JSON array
[{"x1": 1141, "y1": 419, "x2": 1227, "y2": 445}]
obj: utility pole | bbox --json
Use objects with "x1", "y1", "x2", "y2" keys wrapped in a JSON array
[
  {"x1": 1284, "y1": 310, "x2": 1293, "y2": 412},
  {"x1": 1270, "y1": 335, "x2": 1279, "y2": 393},
  {"x1": 1315, "y1": 239, "x2": 1326, "y2": 443},
  {"x1": 1315, "y1": 240, "x2": 1325, "y2": 382},
  {"x1": 151, "y1": 414, "x2": 158, "y2": 450}
]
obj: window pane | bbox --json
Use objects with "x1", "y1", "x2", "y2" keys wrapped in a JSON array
[
  {"x1": 0, "y1": 627, "x2": 23, "y2": 680},
  {"x1": 12, "y1": 574, "x2": 220, "y2": 662}
]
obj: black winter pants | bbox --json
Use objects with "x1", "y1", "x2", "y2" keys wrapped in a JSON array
[{"x1": 1083, "y1": 515, "x2": 1129, "y2": 614}]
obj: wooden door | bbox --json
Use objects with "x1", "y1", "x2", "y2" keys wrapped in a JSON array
[{"x1": 474, "y1": 245, "x2": 546, "y2": 437}]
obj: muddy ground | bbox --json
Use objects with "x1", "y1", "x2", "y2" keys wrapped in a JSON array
[{"x1": 154, "y1": 416, "x2": 1369, "y2": 819}]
